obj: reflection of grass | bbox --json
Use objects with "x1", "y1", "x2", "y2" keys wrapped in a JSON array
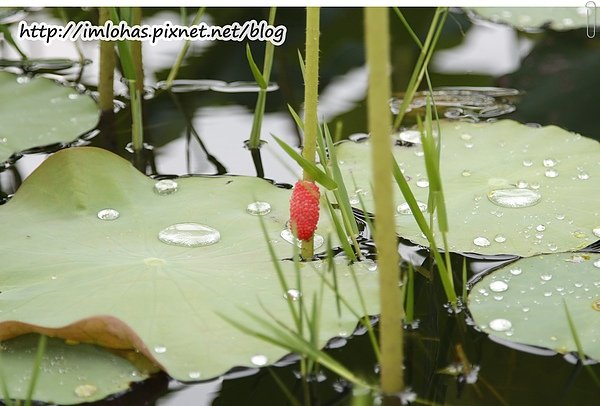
[{"x1": 0, "y1": 334, "x2": 47, "y2": 406}]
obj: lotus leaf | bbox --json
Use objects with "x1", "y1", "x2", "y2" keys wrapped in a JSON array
[
  {"x1": 337, "y1": 120, "x2": 600, "y2": 256},
  {"x1": 0, "y1": 334, "x2": 147, "y2": 405},
  {"x1": 0, "y1": 147, "x2": 379, "y2": 385},
  {"x1": 0, "y1": 71, "x2": 99, "y2": 164},
  {"x1": 468, "y1": 252, "x2": 600, "y2": 361},
  {"x1": 469, "y1": 7, "x2": 593, "y2": 31}
]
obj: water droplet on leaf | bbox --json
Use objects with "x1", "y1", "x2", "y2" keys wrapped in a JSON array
[
  {"x1": 284, "y1": 289, "x2": 302, "y2": 301},
  {"x1": 97, "y1": 209, "x2": 119, "y2": 221},
  {"x1": 154, "y1": 179, "x2": 178, "y2": 195},
  {"x1": 396, "y1": 201, "x2": 427, "y2": 215},
  {"x1": 489, "y1": 281, "x2": 508, "y2": 292},
  {"x1": 251, "y1": 355, "x2": 268, "y2": 366},
  {"x1": 487, "y1": 188, "x2": 541, "y2": 208},
  {"x1": 158, "y1": 223, "x2": 220, "y2": 247},
  {"x1": 489, "y1": 318, "x2": 512, "y2": 332},
  {"x1": 246, "y1": 201, "x2": 271, "y2": 216},
  {"x1": 473, "y1": 237, "x2": 490, "y2": 247}
]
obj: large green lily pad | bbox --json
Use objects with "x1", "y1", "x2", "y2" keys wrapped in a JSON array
[
  {"x1": 337, "y1": 120, "x2": 600, "y2": 256},
  {"x1": 0, "y1": 147, "x2": 379, "y2": 384},
  {"x1": 469, "y1": 7, "x2": 593, "y2": 31},
  {"x1": 468, "y1": 253, "x2": 600, "y2": 361},
  {"x1": 0, "y1": 334, "x2": 147, "y2": 405},
  {"x1": 0, "y1": 71, "x2": 99, "y2": 164}
]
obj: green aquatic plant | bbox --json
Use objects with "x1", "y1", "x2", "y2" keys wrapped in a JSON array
[
  {"x1": 469, "y1": 252, "x2": 600, "y2": 361},
  {"x1": 337, "y1": 119, "x2": 600, "y2": 257},
  {"x1": 0, "y1": 71, "x2": 99, "y2": 165},
  {"x1": 0, "y1": 147, "x2": 380, "y2": 403}
]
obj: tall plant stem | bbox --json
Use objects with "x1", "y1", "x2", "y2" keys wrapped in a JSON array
[
  {"x1": 365, "y1": 7, "x2": 404, "y2": 395},
  {"x1": 301, "y1": 7, "x2": 320, "y2": 260},
  {"x1": 131, "y1": 7, "x2": 144, "y2": 95},
  {"x1": 248, "y1": 7, "x2": 277, "y2": 150},
  {"x1": 98, "y1": 8, "x2": 115, "y2": 113}
]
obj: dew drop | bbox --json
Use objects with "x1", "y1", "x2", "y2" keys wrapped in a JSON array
[
  {"x1": 416, "y1": 179, "x2": 429, "y2": 188},
  {"x1": 510, "y1": 268, "x2": 522, "y2": 276},
  {"x1": 556, "y1": 213, "x2": 566, "y2": 220},
  {"x1": 188, "y1": 371, "x2": 201, "y2": 379},
  {"x1": 489, "y1": 318, "x2": 512, "y2": 332},
  {"x1": 461, "y1": 169, "x2": 471, "y2": 177},
  {"x1": 489, "y1": 281, "x2": 508, "y2": 292},
  {"x1": 68, "y1": 93, "x2": 80, "y2": 100},
  {"x1": 578, "y1": 172, "x2": 590, "y2": 180},
  {"x1": 473, "y1": 237, "x2": 490, "y2": 247},
  {"x1": 396, "y1": 201, "x2": 427, "y2": 215},
  {"x1": 487, "y1": 188, "x2": 541, "y2": 208},
  {"x1": 349, "y1": 195, "x2": 360, "y2": 205},
  {"x1": 16, "y1": 76, "x2": 30, "y2": 84},
  {"x1": 0, "y1": 137, "x2": 7, "y2": 144},
  {"x1": 97, "y1": 208, "x2": 120, "y2": 221},
  {"x1": 593, "y1": 227, "x2": 600, "y2": 238},
  {"x1": 494, "y1": 234, "x2": 507, "y2": 243},
  {"x1": 460, "y1": 133, "x2": 473, "y2": 141},
  {"x1": 154, "y1": 345, "x2": 167, "y2": 354},
  {"x1": 284, "y1": 289, "x2": 302, "y2": 301},
  {"x1": 544, "y1": 292, "x2": 553, "y2": 297},
  {"x1": 592, "y1": 299, "x2": 600, "y2": 312},
  {"x1": 536, "y1": 224, "x2": 546, "y2": 232},
  {"x1": 246, "y1": 201, "x2": 271, "y2": 216},
  {"x1": 594, "y1": 259, "x2": 600, "y2": 269},
  {"x1": 158, "y1": 223, "x2": 220, "y2": 247},
  {"x1": 516, "y1": 180, "x2": 529, "y2": 189},
  {"x1": 545, "y1": 169, "x2": 559, "y2": 178},
  {"x1": 280, "y1": 229, "x2": 324, "y2": 249},
  {"x1": 522, "y1": 307, "x2": 530, "y2": 312},
  {"x1": 540, "y1": 274, "x2": 553, "y2": 281},
  {"x1": 74, "y1": 384, "x2": 97, "y2": 398},
  {"x1": 251, "y1": 355, "x2": 268, "y2": 366},
  {"x1": 522, "y1": 160, "x2": 533, "y2": 167},
  {"x1": 154, "y1": 179, "x2": 178, "y2": 195},
  {"x1": 362, "y1": 259, "x2": 378, "y2": 272},
  {"x1": 543, "y1": 158, "x2": 557, "y2": 167},
  {"x1": 573, "y1": 230, "x2": 587, "y2": 239}
]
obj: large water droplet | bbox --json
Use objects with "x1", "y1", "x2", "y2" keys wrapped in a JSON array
[
  {"x1": 158, "y1": 223, "x2": 220, "y2": 247},
  {"x1": 473, "y1": 237, "x2": 490, "y2": 247},
  {"x1": 154, "y1": 179, "x2": 178, "y2": 195},
  {"x1": 397, "y1": 201, "x2": 427, "y2": 215},
  {"x1": 97, "y1": 208, "x2": 120, "y2": 220},
  {"x1": 251, "y1": 354, "x2": 268, "y2": 366},
  {"x1": 284, "y1": 289, "x2": 302, "y2": 301},
  {"x1": 489, "y1": 318, "x2": 512, "y2": 332},
  {"x1": 487, "y1": 188, "x2": 541, "y2": 208},
  {"x1": 280, "y1": 229, "x2": 324, "y2": 249},
  {"x1": 489, "y1": 281, "x2": 508, "y2": 292},
  {"x1": 246, "y1": 201, "x2": 271, "y2": 216}
]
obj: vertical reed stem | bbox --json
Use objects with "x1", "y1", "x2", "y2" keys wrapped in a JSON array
[
  {"x1": 98, "y1": 8, "x2": 115, "y2": 113},
  {"x1": 301, "y1": 7, "x2": 320, "y2": 260},
  {"x1": 131, "y1": 7, "x2": 144, "y2": 94},
  {"x1": 365, "y1": 7, "x2": 404, "y2": 395}
]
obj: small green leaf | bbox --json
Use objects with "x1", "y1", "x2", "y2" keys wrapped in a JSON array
[
  {"x1": 246, "y1": 43, "x2": 268, "y2": 89},
  {"x1": 271, "y1": 134, "x2": 337, "y2": 190}
]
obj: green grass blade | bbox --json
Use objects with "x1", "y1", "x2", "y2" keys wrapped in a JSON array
[
  {"x1": 268, "y1": 368, "x2": 302, "y2": 406},
  {"x1": 271, "y1": 135, "x2": 337, "y2": 190},
  {"x1": 324, "y1": 195, "x2": 357, "y2": 261},
  {"x1": 297, "y1": 49, "x2": 306, "y2": 82},
  {"x1": 405, "y1": 263, "x2": 415, "y2": 324},
  {"x1": 0, "y1": 26, "x2": 27, "y2": 60},
  {"x1": 246, "y1": 43, "x2": 268, "y2": 89},
  {"x1": 24, "y1": 335, "x2": 47, "y2": 406},
  {"x1": 563, "y1": 300, "x2": 600, "y2": 387},
  {"x1": 461, "y1": 258, "x2": 468, "y2": 303},
  {"x1": 287, "y1": 104, "x2": 305, "y2": 131}
]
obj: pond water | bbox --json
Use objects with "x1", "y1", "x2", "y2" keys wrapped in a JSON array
[{"x1": 1, "y1": 7, "x2": 599, "y2": 406}]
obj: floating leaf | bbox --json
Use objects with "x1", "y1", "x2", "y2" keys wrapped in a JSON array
[
  {"x1": 0, "y1": 334, "x2": 147, "y2": 405},
  {"x1": 337, "y1": 120, "x2": 600, "y2": 256},
  {"x1": 0, "y1": 147, "x2": 378, "y2": 385},
  {"x1": 468, "y1": 253, "x2": 600, "y2": 361},
  {"x1": 0, "y1": 72, "x2": 99, "y2": 165},
  {"x1": 468, "y1": 7, "x2": 593, "y2": 32}
]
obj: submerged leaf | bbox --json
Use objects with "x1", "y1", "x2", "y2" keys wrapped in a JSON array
[
  {"x1": 468, "y1": 253, "x2": 600, "y2": 361},
  {"x1": 0, "y1": 334, "x2": 147, "y2": 405},
  {"x1": 337, "y1": 120, "x2": 600, "y2": 257},
  {"x1": 0, "y1": 147, "x2": 379, "y2": 386},
  {"x1": 0, "y1": 72, "x2": 99, "y2": 164}
]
